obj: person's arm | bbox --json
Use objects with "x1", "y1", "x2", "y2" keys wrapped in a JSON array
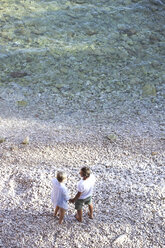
[{"x1": 69, "y1": 191, "x2": 82, "y2": 203}]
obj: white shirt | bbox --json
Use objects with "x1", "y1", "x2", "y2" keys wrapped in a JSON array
[
  {"x1": 51, "y1": 178, "x2": 69, "y2": 210},
  {"x1": 77, "y1": 174, "x2": 96, "y2": 199}
]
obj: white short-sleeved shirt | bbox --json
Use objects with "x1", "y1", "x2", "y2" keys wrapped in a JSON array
[
  {"x1": 77, "y1": 174, "x2": 96, "y2": 199},
  {"x1": 51, "y1": 178, "x2": 69, "y2": 210}
]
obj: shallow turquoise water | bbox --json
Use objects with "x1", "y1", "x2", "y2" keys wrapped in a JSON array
[{"x1": 0, "y1": 0, "x2": 164, "y2": 111}]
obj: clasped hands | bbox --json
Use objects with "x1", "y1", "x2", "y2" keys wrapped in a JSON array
[{"x1": 69, "y1": 198, "x2": 75, "y2": 203}]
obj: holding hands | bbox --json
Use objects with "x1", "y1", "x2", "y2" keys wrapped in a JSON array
[{"x1": 69, "y1": 198, "x2": 75, "y2": 204}]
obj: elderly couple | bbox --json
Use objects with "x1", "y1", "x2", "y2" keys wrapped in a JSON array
[{"x1": 51, "y1": 167, "x2": 96, "y2": 224}]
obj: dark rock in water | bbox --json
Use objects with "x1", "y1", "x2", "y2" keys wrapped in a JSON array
[
  {"x1": 10, "y1": 71, "x2": 28, "y2": 78},
  {"x1": 118, "y1": 28, "x2": 137, "y2": 37},
  {"x1": 150, "y1": 0, "x2": 164, "y2": 5},
  {"x1": 85, "y1": 29, "x2": 99, "y2": 36},
  {"x1": 149, "y1": 35, "x2": 161, "y2": 44},
  {"x1": 26, "y1": 57, "x2": 33, "y2": 63}
]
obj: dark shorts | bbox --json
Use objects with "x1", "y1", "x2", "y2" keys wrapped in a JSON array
[{"x1": 75, "y1": 196, "x2": 92, "y2": 210}]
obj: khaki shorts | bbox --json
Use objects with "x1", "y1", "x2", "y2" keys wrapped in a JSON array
[{"x1": 75, "y1": 196, "x2": 92, "y2": 210}]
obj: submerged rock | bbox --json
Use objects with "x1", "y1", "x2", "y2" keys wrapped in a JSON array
[
  {"x1": 17, "y1": 101, "x2": 28, "y2": 107},
  {"x1": 142, "y1": 84, "x2": 157, "y2": 97},
  {"x1": 150, "y1": 0, "x2": 164, "y2": 5},
  {"x1": 71, "y1": 0, "x2": 87, "y2": 3},
  {"x1": 10, "y1": 72, "x2": 28, "y2": 78}
]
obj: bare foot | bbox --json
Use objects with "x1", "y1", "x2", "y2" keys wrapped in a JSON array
[
  {"x1": 53, "y1": 213, "x2": 59, "y2": 218},
  {"x1": 75, "y1": 214, "x2": 82, "y2": 222},
  {"x1": 88, "y1": 212, "x2": 93, "y2": 219}
]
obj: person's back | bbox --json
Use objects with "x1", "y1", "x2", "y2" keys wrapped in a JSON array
[
  {"x1": 51, "y1": 178, "x2": 60, "y2": 204},
  {"x1": 57, "y1": 182, "x2": 69, "y2": 210},
  {"x1": 51, "y1": 171, "x2": 69, "y2": 224}
]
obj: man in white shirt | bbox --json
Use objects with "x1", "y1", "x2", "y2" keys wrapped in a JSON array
[{"x1": 70, "y1": 167, "x2": 96, "y2": 222}]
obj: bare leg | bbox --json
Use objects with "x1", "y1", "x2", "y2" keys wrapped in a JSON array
[
  {"x1": 59, "y1": 208, "x2": 65, "y2": 224},
  {"x1": 53, "y1": 206, "x2": 59, "y2": 217},
  {"x1": 75, "y1": 209, "x2": 82, "y2": 222},
  {"x1": 88, "y1": 204, "x2": 93, "y2": 219}
]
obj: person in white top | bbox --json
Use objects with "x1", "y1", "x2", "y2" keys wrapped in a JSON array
[
  {"x1": 69, "y1": 167, "x2": 96, "y2": 222},
  {"x1": 51, "y1": 171, "x2": 69, "y2": 224}
]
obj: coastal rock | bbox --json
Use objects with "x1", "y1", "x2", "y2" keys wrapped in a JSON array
[
  {"x1": 22, "y1": 136, "x2": 29, "y2": 145},
  {"x1": 113, "y1": 234, "x2": 128, "y2": 246},
  {"x1": 106, "y1": 134, "x2": 117, "y2": 142},
  {"x1": 0, "y1": 137, "x2": 5, "y2": 143}
]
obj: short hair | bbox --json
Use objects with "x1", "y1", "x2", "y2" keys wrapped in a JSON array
[
  {"x1": 81, "y1": 167, "x2": 90, "y2": 178},
  {"x1": 57, "y1": 171, "x2": 67, "y2": 182}
]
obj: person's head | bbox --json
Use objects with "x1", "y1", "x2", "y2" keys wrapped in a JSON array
[
  {"x1": 80, "y1": 167, "x2": 90, "y2": 178},
  {"x1": 56, "y1": 171, "x2": 67, "y2": 183}
]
